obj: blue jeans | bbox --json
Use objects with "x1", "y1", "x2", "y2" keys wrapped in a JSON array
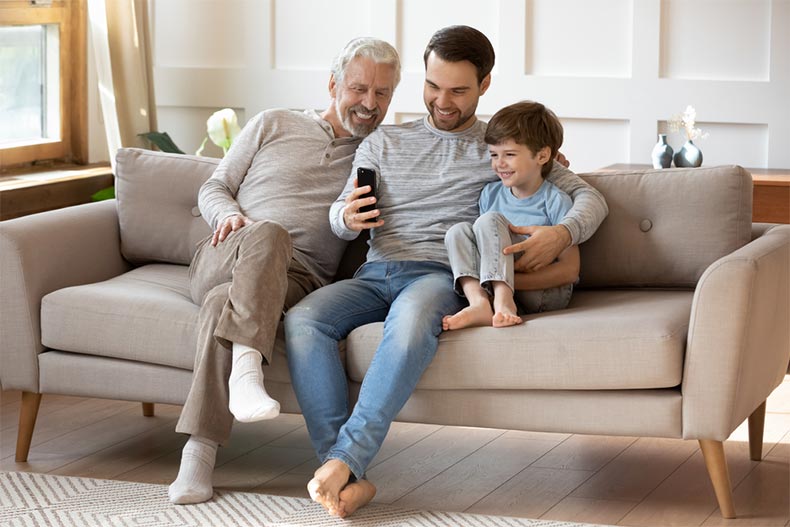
[{"x1": 284, "y1": 260, "x2": 464, "y2": 479}]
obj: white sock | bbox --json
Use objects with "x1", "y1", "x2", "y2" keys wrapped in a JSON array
[
  {"x1": 168, "y1": 436, "x2": 217, "y2": 504},
  {"x1": 228, "y1": 343, "x2": 280, "y2": 422}
]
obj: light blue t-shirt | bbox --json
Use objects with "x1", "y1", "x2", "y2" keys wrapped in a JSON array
[{"x1": 479, "y1": 179, "x2": 573, "y2": 227}]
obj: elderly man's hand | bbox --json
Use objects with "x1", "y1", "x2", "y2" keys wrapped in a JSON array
[
  {"x1": 503, "y1": 224, "x2": 572, "y2": 272},
  {"x1": 212, "y1": 214, "x2": 253, "y2": 246}
]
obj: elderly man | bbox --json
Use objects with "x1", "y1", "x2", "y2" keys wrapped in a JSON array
[{"x1": 168, "y1": 37, "x2": 401, "y2": 505}]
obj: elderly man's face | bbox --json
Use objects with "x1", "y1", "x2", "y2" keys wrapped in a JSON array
[{"x1": 328, "y1": 56, "x2": 397, "y2": 138}]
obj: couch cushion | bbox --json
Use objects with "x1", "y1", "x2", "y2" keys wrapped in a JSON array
[
  {"x1": 41, "y1": 265, "x2": 200, "y2": 369},
  {"x1": 115, "y1": 148, "x2": 215, "y2": 265},
  {"x1": 40, "y1": 264, "x2": 305, "y2": 383},
  {"x1": 345, "y1": 289, "x2": 692, "y2": 390},
  {"x1": 578, "y1": 165, "x2": 753, "y2": 287}
]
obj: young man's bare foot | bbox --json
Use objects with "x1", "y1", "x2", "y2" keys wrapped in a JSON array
[
  {"x1": 335, "y1": 479, "x2": 377, "y2": 518},
  {"x1": 307, "y1": 459, "x2": 351, "y2": 515},
  {"x1": 442, "y1": 302, "x2": 494, "y2": 330}
]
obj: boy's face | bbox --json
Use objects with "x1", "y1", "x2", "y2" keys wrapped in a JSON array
[
  {"x1": 423, "y1": 52, "x2": 490, "y2": 133},
  {"x1": 489, "y1": 139, "x2": 551, "y2": 197}
]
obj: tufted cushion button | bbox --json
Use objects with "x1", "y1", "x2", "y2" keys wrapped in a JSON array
[
  {"x1": 191, "y1": 206, "x2": 201, "y2": 217},
  {"x1": 640, "y1": 219, "x2": 653, "y2": 232}
]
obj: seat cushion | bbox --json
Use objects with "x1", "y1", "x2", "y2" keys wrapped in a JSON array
[
  {"x1": 345, "y1": 289, "x2": 693, "y2": 390},
  {"x1": 40, "y1": 264, "x2": 306, "y2": 384},
  {"x1": 41, "y1": 264, "x2": 200, "y2": 370}
]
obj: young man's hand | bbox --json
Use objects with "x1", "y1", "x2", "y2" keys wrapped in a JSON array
[
  {"x1": 343, "y1": 181, "x2": 384, "y2": 231},
  {"x1": 212, "y1": 214, "x2": 253, "y2": 246},
  {"x1": 504, "y1": 224, "x2": 571, "y2": 272}
]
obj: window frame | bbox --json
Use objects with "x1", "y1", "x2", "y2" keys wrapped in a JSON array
[{"x1": 0, "y1": 0, "x2": 87, "y2": 168}]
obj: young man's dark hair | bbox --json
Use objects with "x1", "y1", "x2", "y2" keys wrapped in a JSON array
[
  {"x1": 423, "y1": 25, "x2": 495, "y2": 84},
  {"x1": 485, "y1": 101, "x2": 564, "y2": 177}
]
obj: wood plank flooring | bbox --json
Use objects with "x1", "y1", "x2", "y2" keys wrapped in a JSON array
[{"x1": 1, "y1": 378, "x2": 788, "y2": 526}]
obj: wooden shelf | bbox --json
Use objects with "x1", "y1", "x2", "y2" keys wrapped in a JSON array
[{"x1": 0, "y1": 163, "x2": 113, "y2": 221}]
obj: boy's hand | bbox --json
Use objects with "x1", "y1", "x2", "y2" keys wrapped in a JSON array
[
  {"x1": 504, "y1": 224, "x2": 571, "y2": 272},
  {"x1": 212, "y1": 214, "x2": 253, "y2": 246},
  {"x1": 343, "y1": 180, "x2": 384, "y2": 231}
]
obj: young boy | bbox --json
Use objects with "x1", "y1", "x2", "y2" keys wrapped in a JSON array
[{"x1": 443, "y1": 100, "x2": 580, "y2": 330}]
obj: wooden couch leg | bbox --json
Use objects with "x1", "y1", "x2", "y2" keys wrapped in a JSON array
[
  {"x1": 699, "y1": 439, "x2": 736, "y2": 518},
  {"x1": 16, "y1": 392, "x2": 42, "y2": 462},
  {"x1": 142, "y1": 403, "x2": 155, "y2": 417},
  {"x1": 748, "y1": 401, "x2": 766, "y2": 461}
]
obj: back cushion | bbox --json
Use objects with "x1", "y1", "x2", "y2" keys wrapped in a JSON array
[
  {"x1": 578, "y1": 165, "x2": 753, "y2": 288},
  {"x1": 115, "y1": 148, "x2": 215, "y2": 265}
]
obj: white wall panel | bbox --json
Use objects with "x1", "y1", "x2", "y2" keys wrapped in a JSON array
[
  {"x1": 153, "y1": 0, "x2": 246, "y2": 68},
  {"x1": 527, "y1": 0, "x2": 633, "y2": 77},
  {"x1": 273, "y1": 0, "x2": 371, "y2": 70},
  {"x1": 399, "y1": 0, "x2": 499, "y2": 74},
  {"x1": 560, "y1": 119, "x2": 631, "y2": 173},
  {"x1": 660, "y1": 0, "x2": 771, "y2": 81},
  {"x1": 142, "y1": 0, "x2": 789, "y2": 170}
]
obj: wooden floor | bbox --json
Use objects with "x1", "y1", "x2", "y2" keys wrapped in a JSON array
[{"x1": 2, "y1": 378, "x2": 788, "y2": 526}]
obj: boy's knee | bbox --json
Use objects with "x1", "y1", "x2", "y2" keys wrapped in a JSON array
[
  {"x1": 445, "y1": 222, "x2": 474, "y2": 244},
  {"x1": 475, "y1": 211, "x2": 508, "y2": 228}
]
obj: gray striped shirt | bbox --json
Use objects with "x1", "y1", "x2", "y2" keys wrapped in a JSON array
[
  {"x1": 198, "y1": 109, "x2": 362, "y2": 285},
  {"x1": 330, "y1": 117, "x2": 608, "y2": 266}
]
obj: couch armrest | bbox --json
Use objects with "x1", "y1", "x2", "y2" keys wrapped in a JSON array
[
  {"x1": 0, "y1": 200, "x2": 131, "y2": 392},
  {"x1": 682, "y1": 224, "x2": 790, "y2": 440}
]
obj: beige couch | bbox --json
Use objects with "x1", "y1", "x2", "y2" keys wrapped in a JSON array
[{"x1": 2, "y1": 148, "x2": 788, "y2": 518}]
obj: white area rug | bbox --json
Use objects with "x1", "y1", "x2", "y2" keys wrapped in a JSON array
[{"x1": 0, "y1": 471, "x2": 612, "y2": 527}]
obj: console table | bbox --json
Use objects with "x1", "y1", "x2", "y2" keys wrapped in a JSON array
[{"x1": 598, "y1": 164, "x2": 789, "y2": 224}]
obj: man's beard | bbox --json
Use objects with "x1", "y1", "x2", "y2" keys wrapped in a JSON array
[
  {"x1": 428, "y1": 103, "x2": 476, "y2": 132},
  {"x1": 337, "y1": 104, "x2": 380, "y2": 137}
]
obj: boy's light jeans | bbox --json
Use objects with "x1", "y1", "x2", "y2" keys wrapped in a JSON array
[
  {"x1": 445, "y1": 211, "x2": 573, "y2": 314},
  {"x1": 284, "y1": 260, "x2": 464, "y2": 479}
]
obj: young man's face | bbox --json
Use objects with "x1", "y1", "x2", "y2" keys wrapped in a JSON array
[
  {"x1": 327, "y1": 56, "x2": 397, "y2": 138},
  {"x1": 489, "y1": 139, "x2": 551, "y2": 197},
  {"x1": 423, "y1": 51, "x2": 490, "y2": 133}
]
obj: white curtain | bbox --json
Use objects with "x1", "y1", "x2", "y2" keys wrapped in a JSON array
[{"x1": 88, "y1": 0, "x2": 156, "y2": 170}]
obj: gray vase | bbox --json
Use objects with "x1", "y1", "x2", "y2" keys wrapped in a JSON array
[
  {"x1": 651, "y1": 134, "x2": 673, "y2": 169},
  {"x1": 674, "y1": 140, "x2": 703, "y2": 168}
]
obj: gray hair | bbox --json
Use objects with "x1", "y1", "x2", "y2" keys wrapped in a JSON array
[{"x1": 330, "y1": 37, "x2": 401, "y2": 89}]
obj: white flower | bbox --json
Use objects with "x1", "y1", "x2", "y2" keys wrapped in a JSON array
[
  {"x1": 197, "y1": 108, "x2": 241, "y2": 156},
  {"x1": 668, "y1": 105, "x2": 709, "y2": 142}
]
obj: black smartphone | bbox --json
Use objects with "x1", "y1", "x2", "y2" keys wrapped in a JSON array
[{"x1": 356, "y1": 167, "x2": 377, "y2": 221}]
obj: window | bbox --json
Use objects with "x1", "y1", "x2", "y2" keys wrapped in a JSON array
[{"x1": 0, "y1": 1, "x2": 86, "y2": 168}]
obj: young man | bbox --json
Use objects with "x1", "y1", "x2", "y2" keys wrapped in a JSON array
[
  {"x1": 168, "y1": 37, "x2": 401, "y2": 505},
  {"x1": 284, "y1": 25, "x2": 608, "y2": 518}
]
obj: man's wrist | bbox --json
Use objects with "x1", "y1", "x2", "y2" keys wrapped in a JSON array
[{"x1": 556, "y1": 224, "x2": 573, "y2": 248}]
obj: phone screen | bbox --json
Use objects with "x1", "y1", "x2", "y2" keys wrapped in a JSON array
[{"x1": 357, "y1": 167, "x2": 377, "y2": 221}]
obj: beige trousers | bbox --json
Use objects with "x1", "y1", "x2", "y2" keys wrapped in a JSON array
[{"x1": 175, "y1": 221, "x2": 321, "y2": 444}]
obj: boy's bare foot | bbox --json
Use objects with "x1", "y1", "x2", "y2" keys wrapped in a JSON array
[
  {"x1": 335, "y1": 479, "x2": 377, "y2": 518},
  {"x1": 492, "y1": 310, "x2": 523, "y2": 327},
  {"x1": 442, "y1": 302, "x2": 494, "y2": 330},
  {"x1": 307, "y1": 459, "x2": 351, "y2": 515},
  {"x1": 492, "y1": 288, "x2": 522, "y2": 328}
]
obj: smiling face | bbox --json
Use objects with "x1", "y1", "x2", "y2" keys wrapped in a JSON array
[
  {"x1": 423, "y1": 51, "x2": 490, "y2": 133},
  {"x1": 325, "y1": 56, "x2": 397, "y2": 138},
  {"x1": 489, "y1": 139, "x2": 551, "y2": 198}
]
